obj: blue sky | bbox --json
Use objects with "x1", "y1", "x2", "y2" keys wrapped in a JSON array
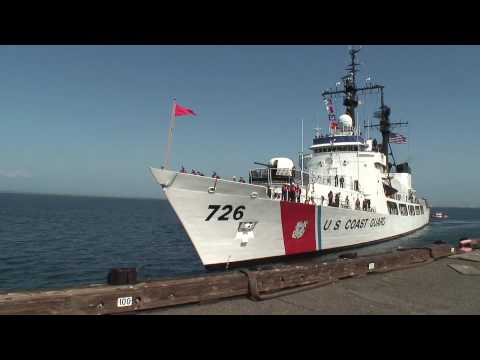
[{"x1": 1, "y1": 45, "x2": 479, "y2": 206}]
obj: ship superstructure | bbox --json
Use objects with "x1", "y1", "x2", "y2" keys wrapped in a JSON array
[{"x1": 250, "y1": 47, "x2": 426, "y2": 220}]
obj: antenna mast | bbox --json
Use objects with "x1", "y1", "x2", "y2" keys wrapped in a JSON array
[
  {"x1": 368, "y1": 87, "x2": 409, "y2": 171},
  {"x1": 344, "y1": 46, "x2": 361, "y2": 128},
  {"x1": 322, "y1": 46, "x2": 384, "y2": 134},
  {"x1": 321, "y1": 47, "x2": 410, "y2": 176}
]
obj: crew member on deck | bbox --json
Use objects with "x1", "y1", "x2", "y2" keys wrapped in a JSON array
[
  {"x1": 355, "y1": 198, "x2": 360, "y2": 210},
  {"x1": 295, "y1": 184, "x2": 301, "y2": 203},
  {"x1": 340, "y1": 177, "x2": 344, "y2": 188},
  {"x1": 282, "y1": 184, "x2": 288, "y2": 202},
  {"x1": 328, "y1": 190, "x2": 333, "y2": 206},
  {"x1": 335, "y1": 175, "x2": 339, "y2": 187},
  {"x1": 289, "y1": 182, "x2": 296, "y2": 202}
]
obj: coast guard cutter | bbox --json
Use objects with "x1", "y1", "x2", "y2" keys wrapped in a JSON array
[{"x1": 150, "y1": 47, "x2": 430, "y2": 268}]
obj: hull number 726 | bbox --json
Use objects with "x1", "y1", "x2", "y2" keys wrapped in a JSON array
[{"x1": 205, "y1": 205, "x2": 245, "y2": 221}]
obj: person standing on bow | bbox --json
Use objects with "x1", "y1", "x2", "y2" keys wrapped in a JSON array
[
  {"x1": 289, "y1": 182, "x2": 296, "y2": 202},
  {"x1": 328, "y1": 190, "x2": 333, "y2": 206},
  {"x1": 281, "y1": 183, "x2": 288, "y2": 201},
  {"x1": 295, "y1": 184, "x2": 301, "y2": 203}
]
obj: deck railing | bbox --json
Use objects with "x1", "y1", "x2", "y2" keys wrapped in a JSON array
[
  {"x1": 249, "y1": 168, "x2": 358, "y2": 191},
  {"x1": 249, "y1": 168, "x2": 309, "y2": 186}
]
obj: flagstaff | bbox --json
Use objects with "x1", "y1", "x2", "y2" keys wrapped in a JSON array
[
  {"x1": 163, "y1": 99, "x2": 197, "y2": 170},
  {"x1": 164, "y1": 98, "x2": 177, "y2": 170},
  {"x1": 301, "y1": 118, "x2": 304, "y2": 187}
]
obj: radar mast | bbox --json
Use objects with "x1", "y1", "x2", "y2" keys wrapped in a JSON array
[{"x1": 322, "y1": 46, "x2": 408, "y2": 168}]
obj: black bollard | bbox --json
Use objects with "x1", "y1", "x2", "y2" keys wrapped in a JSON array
[
  {"x1": 338, "y1": 252, "x2": 358, "y2": 260},
  {"x1": 107, "y1": 268, "x2": 137, "y2": 285}
]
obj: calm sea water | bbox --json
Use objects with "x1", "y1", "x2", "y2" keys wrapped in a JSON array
[{"x1": 1, "y1": 192, "x2": 479, "y2": 293}]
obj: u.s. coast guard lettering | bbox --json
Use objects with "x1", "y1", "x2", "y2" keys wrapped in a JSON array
[{"x1": 323, "y1": 217, "x2": 386, "y2": 231}]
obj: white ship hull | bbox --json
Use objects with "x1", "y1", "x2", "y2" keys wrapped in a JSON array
[{"x1": 151, "y1": 168, "x2": 431, "y2": 267}]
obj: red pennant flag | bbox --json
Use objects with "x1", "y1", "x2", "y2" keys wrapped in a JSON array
[{"x1": 175, "y1": 103, "x2": 197, "y2": 117}]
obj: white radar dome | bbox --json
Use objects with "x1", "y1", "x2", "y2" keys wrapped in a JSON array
[
  {"x1": 338, "y1": 114, "x2": 353, "y2": 128},
  {"x1": 269, "y1": 157, "x2": 294, "y2": 170}
]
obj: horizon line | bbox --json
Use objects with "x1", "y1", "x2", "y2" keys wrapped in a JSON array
[{"x1": 0, "y1": 190, "x2": 166, "y2": 201}]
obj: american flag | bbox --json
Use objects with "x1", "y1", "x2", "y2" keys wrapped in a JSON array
[{"x1": 389, "y1": 132, "x2": 407, "y2": 144}]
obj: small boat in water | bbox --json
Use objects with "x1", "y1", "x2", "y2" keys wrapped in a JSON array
[
  {"x1": 432, "y1": 212, "x2": 448, "y2": 219},
  {"x1": 459, "y1": 238, "x2": 480, "y2": 252}
]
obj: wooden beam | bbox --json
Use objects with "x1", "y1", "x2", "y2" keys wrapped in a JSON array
[
  {"x1": 0, "y1": 244, "x2": 457, "y2": 315},
  {"x1": 0, "y1": 272, "x2": 248, "y2": 315}
]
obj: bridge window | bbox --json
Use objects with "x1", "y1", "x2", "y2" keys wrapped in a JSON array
[
  {"x1": 420, "y1": 206, "x2": 424, "y2": 214},
  {"x1": 408, "y1": 205, "x2": 415, "y2": 216},
  {"x1": 415, "y1": 206, "x2": 421, "y2": 215},
  {"x1": 314, "y1": 145, "x2": 361, "y2": 153},
  {"x1": 399, "y1": 203, "x2": 408, "y2": 216},
  {"x1": 387, "y1": 201, "x2": 399, "y2": 215}
]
